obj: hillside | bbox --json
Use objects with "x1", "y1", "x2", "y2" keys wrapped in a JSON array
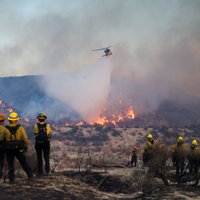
[
  {"x1": 0, "y1": 75, "x2": 78, "y2": 121},
  {"x1": 1, "y1": 75, "x2": 200, "y2": 126}
]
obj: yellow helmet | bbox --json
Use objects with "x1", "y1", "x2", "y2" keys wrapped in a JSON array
[
  {"x1": 147, "y1": 133, "x2": 153, "y2": 139},
  {"x1": 178, "y1": 136, "x2": 184, "y2": 142},
  {"x1": 8, "y1": 112, "x2": 19, "y2": 121},
  {"x1": 192, "y1": 139, "x2": 197, "y2": 146}
]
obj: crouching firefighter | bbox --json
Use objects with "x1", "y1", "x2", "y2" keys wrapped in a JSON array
[
  {"x1": 34, "y1": 113, "x2": 52, "y2": 176},
  {"x1": 6, "y1": 112, "x2": 33, "y2": 183}
]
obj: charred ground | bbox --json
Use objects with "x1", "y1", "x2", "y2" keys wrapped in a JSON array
[{"x1": 1, "y1": 169, "x2": 200, "y2": 200}]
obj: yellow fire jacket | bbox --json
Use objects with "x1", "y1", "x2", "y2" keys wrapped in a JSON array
[
  {"x1": 188, "y1": 146, "x2": 200, "y2": 162},
  {"x1": 173, "y1": 142, "x2": 188, "y2": 161},
  {"x1": 0, "y1": 125, "x2": 10, "y2": 141},
  {"x1": 6, "y1": 125, "x2": 29, "y2": 150},
  {"x1": 144, "y1": 140, "x2": 155, "y2": 151},
  {"x1": 34, "y1": 122, "x2": 52, "y2": 138}
]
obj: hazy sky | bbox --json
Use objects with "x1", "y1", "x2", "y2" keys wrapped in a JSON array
[
  {"x1": 0, "y1": 0, "x2": 200, "y2": 118},
  {"x1": 0, "y1": 0, "x2": 199, "y2": 76}
]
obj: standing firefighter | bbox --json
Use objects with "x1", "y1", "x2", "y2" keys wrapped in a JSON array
[
  {"x1": 187, "y1": 139, "x2": 200, "y2": 175},
  {"x1": 143, "y1": 133, "x2": 155, "y2": 166},
  {"x1": 126, "y1": 146, "x2": 138, "y2": 167},
  {"x1": 6, "y1": 112, "x2": 33, "y2": 183},
  {"x1": 0, "y1": 113, "x2": 10, "y2": 179},
  {"x1": 34, "y1": 113, "x2": 52, "y2": 176},
  {"x1": 172, "y1": 136, "x2": 187, "y2": 176},
  {"x1": 130, "y1": 146, "x2": 138, "y2": 167}
]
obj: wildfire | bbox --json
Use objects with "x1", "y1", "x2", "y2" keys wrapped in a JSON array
[
  {"x1": 127, "y1": 106, "x2": 135, "y2": 119},
  {"x1": 65, "y1": 121, "x2": 84, "y2": 127},
  {"x1": 90, "y1": 117, "x2": 109, "y2": 126},
  {"x1": 65, "y1": 102, "x2": 136, "y2": 127},
  {"x1": 88, "y1": 105, "x2": 135, "y2": 127}
]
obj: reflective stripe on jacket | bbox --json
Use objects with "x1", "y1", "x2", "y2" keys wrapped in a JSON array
[{"x1": 34, "y1": 123, "x2": 51, "y2": 137}]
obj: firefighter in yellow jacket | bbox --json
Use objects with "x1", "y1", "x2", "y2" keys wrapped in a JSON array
[
  {"x1": 6, "y1": 112, "x2": 33, "y2": 183},
  {"x1": 0, "y1": 113, "x2": 10, "y2": 179},
  {"x1": 172, "y1": 136, "x2": 187, "y2": 176},
  {"x1": 187, "y1": 139, "x2": 200, "y2": 175},
  {"x1": 34, "y1": 113, "x2": 52, "y2": 176},
  {"x1": 143, "y1": 133, "x2": 155, "y2": 166}
]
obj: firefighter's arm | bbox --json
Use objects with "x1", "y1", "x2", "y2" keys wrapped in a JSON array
[
  {"x1": 46, "y1": 124, "x2": 52, "y2": 137},
  {"x1": 144, "y1": 141, "x2": 150, "y2": 150},
  {"x1": 34, "y1": 124, "x2": 39, "y2": 136},
  {"x1": 4, "y1": 127, "x2": 11, "y2": 142},
  {"x1": 143, "y1": 143, "x2": 147, "y2": 151},
  {"x1": 20, "y1": 126, "x2": 29, "y2": 150}
]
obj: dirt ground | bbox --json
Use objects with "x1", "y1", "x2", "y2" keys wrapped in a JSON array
[{"x1": 1, "y1": 168, "x2": 200, "y2": 200}]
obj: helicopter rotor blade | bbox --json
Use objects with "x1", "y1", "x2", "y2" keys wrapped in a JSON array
[{"x1": 91, "y1": 46, "x2": 111, "y2": 51}]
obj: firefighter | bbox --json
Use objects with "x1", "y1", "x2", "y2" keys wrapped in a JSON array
[
  {"x1": 143, "y1": 133, "x2": 155, "y2": 166},
  {"x1": 0, "y1": 113, "x2": 10, "y2": 179},
  {"x1": 172, "y1": 136, "x2": 187, "y2": 176},
  {"x1": 6, "y1": 112, "x2": 33, "y2": 183},
  {"x1": 126, "y1": 146, "x2": 138, "y2": 167},
  {"x1": 131, "y1": 146, "x2": 138, "y2": 167},
  {"x1": 187, "y1": 139, "x2": 199, "y2": 175},
  {"x1": 34, "y1": 113, "x2": 52, "y2": 176}
]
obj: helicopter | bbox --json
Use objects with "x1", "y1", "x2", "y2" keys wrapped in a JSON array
[{"x1": 92, "y1": 46, "x2": 112, "y2": 57}]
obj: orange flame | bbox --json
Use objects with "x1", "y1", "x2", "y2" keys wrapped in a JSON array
[
  {"x1": 88, "y1": 105, "x2": 135, "y2": 126},
  {"x1": 76, "y1": 121, "x2": 83, "y2": 126},
  {"x1": 126, "y1": 106, "x2": 135, "y2": 119},
  {"x1": 64, "y1": 101, "x2": 136, "y2": 127}
]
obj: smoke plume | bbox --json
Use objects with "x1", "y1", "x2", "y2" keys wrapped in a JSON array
[
  {"x1": 41, "y1": 59, "x2": 112, "y2": 121},
  {"x1": 0, "y1": 0, "x2": 200, "y2": 119}
]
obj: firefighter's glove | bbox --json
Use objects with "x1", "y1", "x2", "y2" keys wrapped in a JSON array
[{"x1": 19, "y1": 149, "x2": 26, "y2": 154}]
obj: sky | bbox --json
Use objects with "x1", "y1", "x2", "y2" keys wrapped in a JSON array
[{"x1": 0, "y1": 0, "x2": 200, "y2": 119}]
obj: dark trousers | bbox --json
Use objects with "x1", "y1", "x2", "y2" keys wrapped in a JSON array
[
  {"x1": 6, "y1": 150, "x2": 33, "y2": 181},
  {"x1": 131, "y1": 155, "x2": 137, "y2": 167},
  {"x1": 35, "y1": 142, "x2": 50, "y2": 175},
  {"x1": 126, "y1": 155, "x2": 137, "y2": 167},
  {"x1": 0, "y1": 150, "x2": 5, "y2": 178},
  {"x1": 175, "y1": 160, "x2": 185, "y2": 176},
  {"x1": 189, "y1": 160, "x2": 198, "y2": 175},
  {"x1": 143, "y1": 152, "x2": 153, "y2": 166}
]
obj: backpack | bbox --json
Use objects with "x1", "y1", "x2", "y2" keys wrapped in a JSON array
[
  {"x1": 6, "y1": 125, "x2": 25, "y2": 150},
  {"x1": 36, "y1": 123, "x2": 48, "y2": 144}
]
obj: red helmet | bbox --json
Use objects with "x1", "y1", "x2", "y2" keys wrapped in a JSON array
[{"x1": 0, "y1": 113, "x2": 5, "y2": 121}]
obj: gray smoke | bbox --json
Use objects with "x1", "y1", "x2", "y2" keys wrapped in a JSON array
[
  {"x1": 41, "y1": 59, "x2": 112, "y2": 121},
  {"x1": 0, "y1": 0, "x2": 200, "y2": 118}
]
